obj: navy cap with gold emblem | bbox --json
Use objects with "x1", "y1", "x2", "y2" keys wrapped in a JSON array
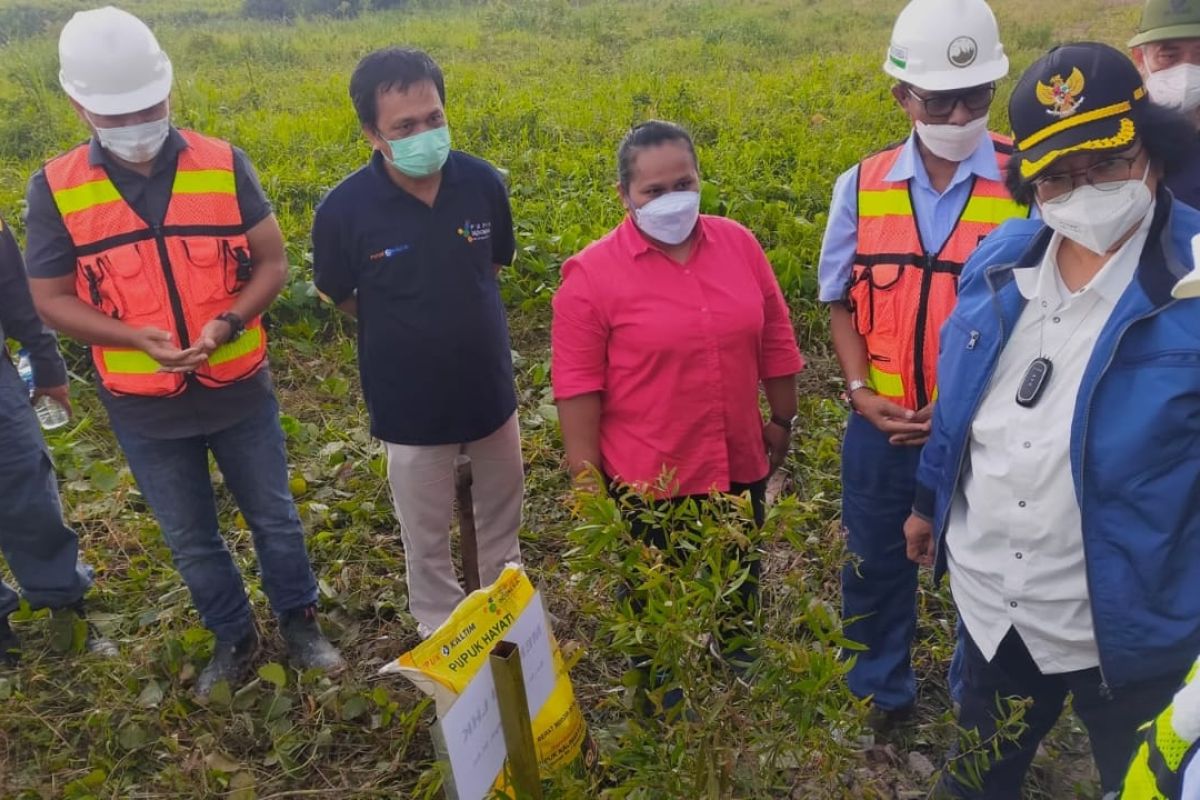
[{"x1": 1010, "y1": 42, "x2": 1149, "y2": 179}]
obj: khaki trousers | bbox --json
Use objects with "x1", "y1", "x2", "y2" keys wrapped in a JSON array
[{"x1": 384, "y1": 412, "x2": 523, "y2": 632}]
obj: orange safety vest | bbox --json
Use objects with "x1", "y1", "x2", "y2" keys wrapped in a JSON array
[
  {"x1": 848, "y1": 133, "x2": 1026, "y2": 411},
  {"x1": 43, "y1": 129, "x2": 266, "y2": 398}
]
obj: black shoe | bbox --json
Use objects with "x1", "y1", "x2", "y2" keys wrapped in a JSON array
[
  {"x1": 49, "y1": 602, "x2": 118, "y2": 658},
  {"x1": 867, "y1": 703, "x2": 916, "y2": 734},
  {"x1": 0, "y1": 615, "x2": 20, "y2": 666},
  {"x1": 280, "y1": 605, "x2": 345, "y2": 674},
  {"x1": 195, "y1": 626, "x2": 260, "y2": 700}
]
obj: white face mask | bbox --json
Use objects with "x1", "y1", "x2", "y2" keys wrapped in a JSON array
[
  {"x1": 1145, "y1": 62, "x2": 1200, "y2": 113},
  {"x1": 915, "y1": 115, "x2": 990, "y2": 162},
  {"x1": 91, "y1": 114, "x2": 171, "y2": 163},
  {"x1": 1039, "y1": 164, "x2": 1153, "y2": 255},
  {"x1": 633, "y1": 190, "x2": 700, "y2": 245}
]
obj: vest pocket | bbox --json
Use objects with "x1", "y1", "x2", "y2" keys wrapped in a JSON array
[
  {"x1": 79, "y1": 242, "x2": 163, "y2": 324},
  {"x1": 179, "y1": 236, "x2": 251, "y2": 304}
]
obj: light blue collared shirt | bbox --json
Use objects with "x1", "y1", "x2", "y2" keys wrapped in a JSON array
[{"x1": 816, "y1": 130, "x2": 1002, "y2": 303}]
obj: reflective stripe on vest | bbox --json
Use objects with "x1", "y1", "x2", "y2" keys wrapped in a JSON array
[
  {"x1": 848, "y1": 133, "x2": 1028, "y2": 411},
  {"x1": 43, "y1": 129, "x2": 267, "y2": 397}
]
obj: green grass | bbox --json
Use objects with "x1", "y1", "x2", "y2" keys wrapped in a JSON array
[{"x1": 0, "y1": 0, "x2": 1146, "y2": 797}]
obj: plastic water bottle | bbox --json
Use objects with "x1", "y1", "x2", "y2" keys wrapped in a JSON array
[{"x1": 15, "y1": 348, "x2": 70, "y2": 430}]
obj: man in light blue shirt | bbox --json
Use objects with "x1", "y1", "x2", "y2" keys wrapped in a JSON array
[{"x1": 818, "y1": 0, "x2": 1026, "y2": 734}]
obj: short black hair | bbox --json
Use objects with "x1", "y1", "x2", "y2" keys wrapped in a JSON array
[
  {"x1": 349, "y1": 47, "x2": 445, "y2": 130},
  {"x1": 1006, "y1": 102, "x2": 1196, "y2": 205},
  {"x1": 617, "y1": 120, "x2": 697, "y2": 189}
]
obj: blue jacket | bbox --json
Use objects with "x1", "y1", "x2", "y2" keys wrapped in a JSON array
[{"x1": 913, "y1": 189, "x2": 1200, "y2": 689}]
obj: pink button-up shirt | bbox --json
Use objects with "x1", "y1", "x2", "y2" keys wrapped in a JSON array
[{"x1": 551, "y1": 215, "x2": 805, "y2": 497}]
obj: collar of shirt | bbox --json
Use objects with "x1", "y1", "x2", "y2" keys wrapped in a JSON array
[
  {"x1": 885, "y1": 129, "x2": 1000, "y2": 193},
  {"x1": 615, "y1": 214, "x2": 711, "y2": 261},
  {"x1": 1014, "y1": 200, "x2": 1156, "y2": 306},
  {"x1": 369, "y1": 149, "x2": 465, "y2": 198},
  {"x1": 87, "y1": 126, "x2": 189, "y2": 175}
]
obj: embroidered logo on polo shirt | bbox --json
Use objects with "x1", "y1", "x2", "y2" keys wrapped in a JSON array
[
  {"x1": 457, "y1": 220, "x2": 492, "y2": 244},
  {"x1": 369, "y1": 244, "x2": 411, "y2": 260}
]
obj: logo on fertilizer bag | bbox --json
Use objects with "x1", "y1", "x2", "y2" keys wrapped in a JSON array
[{"x1": 457, "y1": 219, "x2": 492, "y2": 244}]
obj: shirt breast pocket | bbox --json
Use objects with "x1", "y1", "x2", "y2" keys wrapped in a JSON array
[{"x1": 361, "y1": 241, "x2": 421, "y2": 297}]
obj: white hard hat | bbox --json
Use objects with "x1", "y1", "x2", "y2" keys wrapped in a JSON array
[
  {"x1": 883, "y1": 0, "x2": 1009, "y2": 92},
  {"x1": 58, "y1": 6, "x2": 173, "y2": 116}
]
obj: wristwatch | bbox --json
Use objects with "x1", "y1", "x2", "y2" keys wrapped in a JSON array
[
  {"x1": 847, "y1": 378, "x2": 872, "y2": 396},
  {"x1": 769, "y1": 413, "x2": 796, "y2": 431},
  {"x1": 216, "y1": 311, "x2": 245, "y2": 341},
  {"x1": 846, "y1": 379, "x2": 874, "y2": 410}
]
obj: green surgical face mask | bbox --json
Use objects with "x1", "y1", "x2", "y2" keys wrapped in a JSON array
[{"x1": 386, "y1": 125, "x2": 451, "y2": 178}]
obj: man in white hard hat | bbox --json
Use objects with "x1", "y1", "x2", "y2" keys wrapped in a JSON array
[
  {"x1": 816, "y1": 0, "x2": 1025, "y2": 731},
  {"x1": 23, "y1": 6, "x2": 344, "y2": 698}
]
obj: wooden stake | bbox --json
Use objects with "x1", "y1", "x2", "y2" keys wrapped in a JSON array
[
  {"x1": 453, "y1": 454, "x2": 481, "y2": 594},
  {"x1": 490, "y1": 641, "x2": 543, "y2": 799}
]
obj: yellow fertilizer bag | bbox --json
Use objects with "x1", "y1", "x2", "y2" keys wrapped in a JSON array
[{"x1": 381, "y1": 564, "x2": 586, "y2": 779}]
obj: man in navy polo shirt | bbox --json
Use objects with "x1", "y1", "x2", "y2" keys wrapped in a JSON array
[{"x1": 312, "y1": 48, "x2": 523, "y2": 638}]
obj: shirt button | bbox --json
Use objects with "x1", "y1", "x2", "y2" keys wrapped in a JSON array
[
  {"x1": 1015, "y1": 552, "x2": 1023, "y2": 560},
  {"x1": 1041, "y1": 300, "x2": 1048, "y2": 308},
  {"x1": 1018, "y1": 500, "x2": 1027, "y2": 508},
  {"x1": 1010, "y1": 601, "x2": 1019, "y2": 608},
  {"x1": 1053, "y1": 316, "x2": 1062, "y2": 324},
  {"x1": 1023, "y1": 441, "x2": 1031, "y2": 449}
]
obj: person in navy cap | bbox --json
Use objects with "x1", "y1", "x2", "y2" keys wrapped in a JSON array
[{"x1": 902, "y1": 42, "x2": 1200, "y2": 797}]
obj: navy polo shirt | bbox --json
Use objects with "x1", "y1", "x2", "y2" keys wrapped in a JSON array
[{"x1": 312, "y1": 150, "x2": 517, "y2": 446}]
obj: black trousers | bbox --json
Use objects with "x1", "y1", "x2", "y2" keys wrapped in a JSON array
[
  {"x1": 941, "y1": 626, "x2": 1185, "y2": 798},
  {"x1": 616, "y1": 478, "x2": 767, "y2": 654}
]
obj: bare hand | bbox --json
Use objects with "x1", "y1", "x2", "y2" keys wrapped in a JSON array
[
  {"x1": 134, "y1": 327, "x2": 206, "y2": 372},
  {"x1": 762, "y1": 421, "x2": 791, "y2": 474},
  {"x1": 179, "y1": 318, "x2": 234, "y2": 364},
  {"x1": 32, "y1": 384, "x2": 72, "y2": 417},
  {"x1": 853, "y1": 390, "x2": 930, "y2": 442},
  {"x1": 904, "y1": 513, "x2": 934, "y2": 567},
  {"x1": 888, "y1": 402, "x2": 934, "y2": 447}
]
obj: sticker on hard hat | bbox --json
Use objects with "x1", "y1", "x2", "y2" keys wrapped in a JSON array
[
  {"x1": 889, "y1": 45, "x2": 908, "y2": 69},
  {"x1": 948, "y1": 37, "x2": 978, "y2": 68}
]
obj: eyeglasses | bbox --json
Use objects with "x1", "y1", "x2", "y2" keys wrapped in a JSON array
[
  {"x1": 1032, "y1": 148, "x2": 1145, "y2": 203},
  {"x1": 905, "y1": 84, "x2": 996, "y2": 119}
]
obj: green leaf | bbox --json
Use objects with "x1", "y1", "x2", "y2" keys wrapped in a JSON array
[
  {"x1": 340, "y1": 694, "x2": 368, "y2": 721},
  {"x1": 205, "y1": 751, "x2": 242, "y2": 773},
  {"x1": 258, "y1": 662, "x2": 287, "y2": 690},
  {"x1": 117, "y1": 722, "x2": 148, "y2": 751},
  {"x1": 136, "y1": 680, "x2": 164, "y2": 709}
]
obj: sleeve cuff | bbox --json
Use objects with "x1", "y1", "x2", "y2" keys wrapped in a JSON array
[
  {"x1": 912, "y1": 482, "x2": 936, "y2": 522},
  {"x1": 32, "y1": 352, "x2": 68, "y2": 388}
]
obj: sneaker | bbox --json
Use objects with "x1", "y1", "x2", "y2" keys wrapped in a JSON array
[
  {"x1": 280, "y1": 605, "x2": 346, "y2": 674},
  {"x1": 49, "y1": 602, "x2": 118, "y2": 658},
  {"x1": 866, "y1": 703, "x2": 915, "y2": 734},
  {"x1": 0, "y1": 615, "x2": 20, "y2": 666},
  {"x1": 195, "y1": 626, "x2": 260, "y2": 700}
]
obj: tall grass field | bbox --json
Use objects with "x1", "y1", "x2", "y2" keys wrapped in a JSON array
[{"x1": 0, "y1": 0, "x2": 1145, "y2": 797}]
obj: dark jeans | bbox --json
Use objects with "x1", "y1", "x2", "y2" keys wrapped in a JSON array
[
  {"x1": 618, "y1": 478, "x2": 767, "y2": 655},
  {"x1": 110, "y1": 392, "x2": 318, "y2": 642},
  {"x1": 0, "y1": 359, "x2": 92, "y2": 617},
  {"x1": 841, "y1": 412, "x2": 923, "y2": 711},
  {"x1": 942, "y1": 626, "x2": 1186, "y2": 798}
]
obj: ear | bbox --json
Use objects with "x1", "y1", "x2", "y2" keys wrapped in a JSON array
[
  {"x1": 616, "y1": 184, "x2": 634, "y2": 215},
  {"x1": 891, "y1": 84, "x2": 909, "y2": 106},
  {"x1": 362, "y1": 123, "x2": 386, "y2": 152},
  {"x1": 69, "y1": 99, "x2": 92, "y2": 128},
  {"x1": 1131, "y1": 46, "x2": 1149, "y2": 76}
]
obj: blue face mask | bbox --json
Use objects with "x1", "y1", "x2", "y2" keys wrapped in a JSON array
[{"x1": 386, "y1": 125, "x2": 451, "y2": 178}]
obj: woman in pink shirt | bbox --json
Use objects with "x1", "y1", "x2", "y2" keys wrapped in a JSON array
[{"x1": 551, "y1": 121, "x2": 805, "y2": 697}]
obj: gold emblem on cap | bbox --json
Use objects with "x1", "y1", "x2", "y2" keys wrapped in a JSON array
[{"x1": 1036, "y1": 67, "x2": 1086, "y2": 118}]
